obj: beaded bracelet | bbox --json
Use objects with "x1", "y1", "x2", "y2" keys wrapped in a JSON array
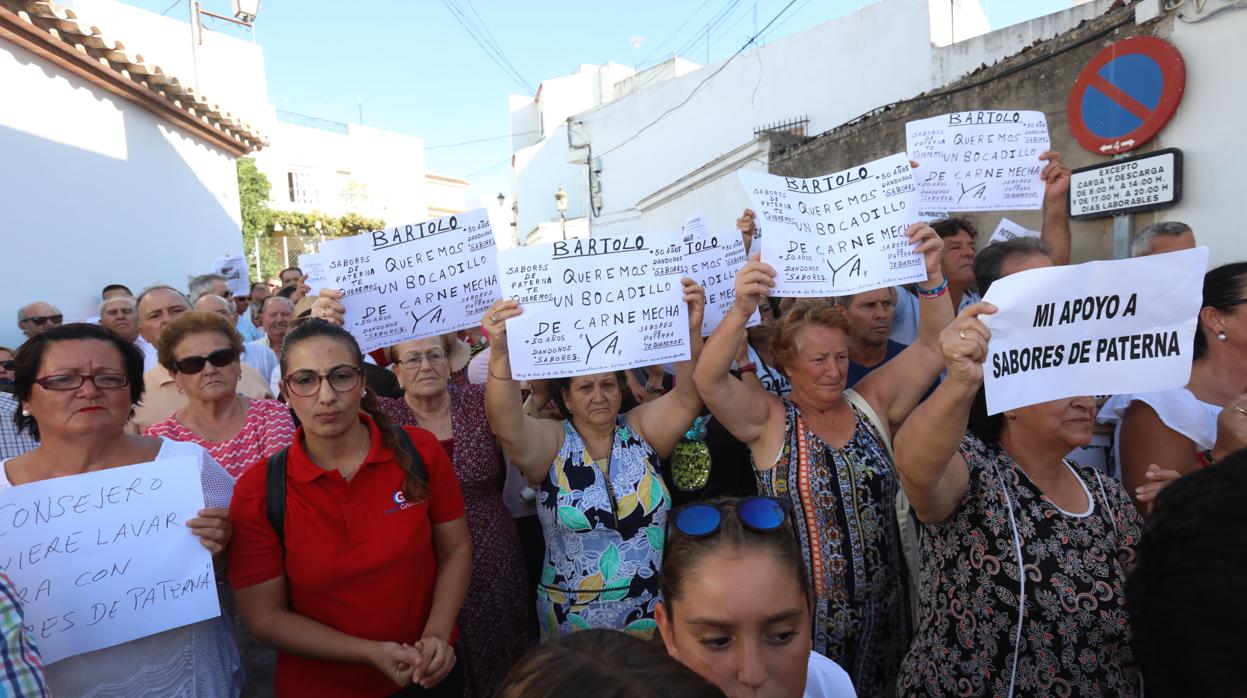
[{"x1": 916, "y1": 277, "x2": 948, "y2": 300}]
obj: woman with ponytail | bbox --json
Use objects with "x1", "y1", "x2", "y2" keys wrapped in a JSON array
[{"x1": 227, "y1": 320, "x2": 472, "y2": 696}]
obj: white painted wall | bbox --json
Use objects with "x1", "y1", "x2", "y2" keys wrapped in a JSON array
[
  {"x1": 0, "y1": 38, "x2": 244, "y2": 347},
  {"x1": 513, "y1": 124, "x2": 589, "y2": 234},
  {"x1": 251, "y1": 114, "x2": 428, "y2": 224},
  {"x1": 1152, "y1": 5, "x2": 1247, "y2": 268}
]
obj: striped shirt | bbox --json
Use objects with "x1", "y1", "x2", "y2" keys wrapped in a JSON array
[{"x1": 0, "y1": 571, "x2": 49, "y2": 697}]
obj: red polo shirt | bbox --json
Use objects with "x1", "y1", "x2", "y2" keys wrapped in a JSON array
[{"x1": 228, "y1": 414, "x2": 465, "y2": 697}]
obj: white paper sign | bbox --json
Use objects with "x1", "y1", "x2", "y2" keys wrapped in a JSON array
[
  {"x1": 0, "y1": 458, "x2": 219, "y2": 664},
  {"x1": 917, "y1": 210, "x2": 949, "y2": 222},
  {"x1": 738, "y1": 152, "x2": 925, "y2": 297},
  {"x1": 299, "y1": 252, "x2": 326, "y2": 298},
  {"x1": 980, "y1": 247, "x2": 1207, "y2": 415},
  {"x1": 211, "y1": 255, "x2": 249, "y2": 298},
  {"x1": 988, "y1": 217, "x2": 1040, "y2": 245},
  {"x1": 498, "y1": 232, "x2": 690, "y2": 380},
  {"x1": 317, "y1": 209, "x2": 501, "y2": 353},
  {"x1": 907, "y1": 110, "x2": 1050, "y2": 211},
  {"x1": 683, "y1": 233, "x2": 760, "y2": 336},
  {"x1": 681, "y1": 210, "x2": 709, "y2": 242}
]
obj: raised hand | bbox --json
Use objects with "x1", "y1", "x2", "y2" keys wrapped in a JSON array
[
  {"x1": 939, "y1": 301, "x2": 996, "y2": 385},
  {"x1": 481, "y1": 299, "x2": 522, "y2": 355},
  {"x1": 733, "y1": 252, "x2": 777, "y2": 315}
]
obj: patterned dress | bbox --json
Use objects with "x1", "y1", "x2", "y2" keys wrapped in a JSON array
[
  {"x1": 756, "y1": 399, "x2": 910, "y2": 698},
  {"x1": 145, "y1": 398, "x2": 295, "y2": 479},
  {"x1": 536, "y1": 416, "x2": 670, "y2": 640},
  {"x1": 897, "y1": 434, "x2": 1145, "y2": 697},
  {"x1": 377, "y1": 384, "x2": 534, "y2": 698}
]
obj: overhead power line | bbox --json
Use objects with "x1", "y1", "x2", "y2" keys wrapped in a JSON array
[
  {"x1": 425, "y1": 130, "x2": 540, "y2": 150},
  {"x1": 593, "y1": 0, "x2": 800, "y2": 159},
  {"x1": 441, "y1": 0, "x2": 535, "y2": 93}
]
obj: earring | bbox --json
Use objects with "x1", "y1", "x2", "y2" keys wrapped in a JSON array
[
  {"x1": 1217, "y1": 331, "x2": 1228, "y2": 341},
  {"x1": 362, "y1": 388, "x2": 368, "y2": 397},
  {"x1": 21, "y1": 409, "x2": 30, "y2": 417}
]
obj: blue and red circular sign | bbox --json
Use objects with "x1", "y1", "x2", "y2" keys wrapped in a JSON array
[{"x1": 1068, "y1": 36, "x2": 1185, "y2": 155}]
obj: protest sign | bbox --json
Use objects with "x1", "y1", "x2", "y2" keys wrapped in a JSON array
[
  {"x1": 682, "y1": 232, "x2": 760, "y2": 336},
  {"x1": 498, "y1": 232, "x2": 690, "y2": 380},
  {"x1": 988, "y1": 217, "x2": 1040, "y2": 245},
  {"x1": 0, "y1": 458, "x2": 219, "y2": 664},
  {"x1": 681, "y1": 210, "x2": 709, "y2": 242},
  {"x1": 980, "y1": 247, "x2": 1207, "y2": 415},
  {"x1": 738, "y1": 152, "x2": 925, "y2": 297},
  {"x1": 210, "y1": 255, "x2": 249, "y2": 298},
  {"x1": 299, "y1": 252, "x2": 326, "y2": 297},
  {"x1": 317, "y1": 209, "x2": 500, "y2": 353},
  {"x1": 907, "y1": 110, "x2": 1050, "y2": 211}
]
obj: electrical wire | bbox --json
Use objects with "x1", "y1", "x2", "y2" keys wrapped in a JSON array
[
  {"x1": 159, "y1": 0, "x2": 183, "y2": 16},
  {"x1": 592, "y1": 0, "x2": 800, "y2": 160},
  {"x1": 465, "y1": 156, "x2": 512, "y2": 178},
  {"x1": 425, "y1": 130, "x2": 540, "y2": 150},
  {"x1": 638, "y1": 0, "x2": 716, "y2": 66},
  {"x1": 441, "y1": 0, "x2": 534, "y2": 93}
]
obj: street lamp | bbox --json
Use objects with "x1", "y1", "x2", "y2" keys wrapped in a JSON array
[
  {"x1": 554, "y1": 187, "x2": 568, "y2": 240},
  {"x1": 497, "y1": 192, "x2": 506, "y2": 207}
]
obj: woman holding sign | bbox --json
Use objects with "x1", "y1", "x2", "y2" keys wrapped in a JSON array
[
  {"x1": 482, "y1": 279, "x2": 705, "y2": 641},
  {"x1": 3, "y1": 324, "x2": 240, "y2": 696},
  {"x1": 693, "y1": 222, "x2": 951, "y2": 697},
  {"x1": 891, "y1": 304, "x2": 1144, "y2": 696}
]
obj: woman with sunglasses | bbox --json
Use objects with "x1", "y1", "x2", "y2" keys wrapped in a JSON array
[
  {"x1": 378, "y1": 334, "x2": 534, "y2": 697},
  {"x1": 482, "y1": 279, "x2": 705, "y2": 640},
  {"x1": 657, "y1": 497, "x2": 855, "y2": 697},
  {"x1": 228, "y1": 320, "x2": 472, "y2": 696},
  {"x1": 145, "y1": 312, "x2": 295, "y2": 479},
  {"x1": 3, "y1": 323, "x2": 240, "y2": 696},
  {"x1": 693, "y1": 225, "x2": 949, "y2": 696}
]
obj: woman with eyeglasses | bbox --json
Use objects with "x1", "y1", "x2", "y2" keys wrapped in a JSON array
[
  {"x1": 657, "y1": 497, "x2": 855, "y2": 697},
  {"x1": 482, "y1": 279, "x2": 705, "y2": 641},
  {"x1": 693, "y1": 224, "x2": 950, "y2": 697},
  {"x1": 228, "y1": 320, "x2": 472, "y2": 696},
  {"x1": 377, "y1": 334, "x2": 534, "y2": 697},
  {"x1": 3, "y1": 323, "x2": 240, "y2": 696},
  {"x1": 145, "y1": 312, "x2": 295, "y2": 479}
]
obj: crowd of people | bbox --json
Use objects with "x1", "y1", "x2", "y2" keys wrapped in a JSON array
[{"x1": 2, "y1": 152, "x2": 1246, "y2": 697}]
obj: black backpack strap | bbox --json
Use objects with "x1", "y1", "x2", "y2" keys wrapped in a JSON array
[
  {"x1": 391, "y1": 426, "x2": 428, "y2": 486},
  {"x1": 265, "y1": 447, "x2": 289, "y2": 549}
]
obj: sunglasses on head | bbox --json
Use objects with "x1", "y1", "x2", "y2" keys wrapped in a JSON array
[
  {"x1": 172, "y1": 348, "x2": 238, "y2": 374},
  {"x1": 668, "y1": 496, "x2": 790, "y2": 539},
  {"x1": 22, "y1": 315, "x2": 62, "y2": 326}
]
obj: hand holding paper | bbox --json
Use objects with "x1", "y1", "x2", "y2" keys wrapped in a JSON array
[
  {"x1": 939, "y1": 302, "x2": 996, "y2": 386},
  {"x1": 732, "y1": 253, "x2": 777, "y2": 315}
]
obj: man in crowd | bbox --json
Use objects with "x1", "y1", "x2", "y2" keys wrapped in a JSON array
[
  {"x1": 279, "y1": 266, "x2": 303, "y2": 289},
  {"x1": 194, "y1": 293, "x2": 234, "y2": 319},
  {"x1": 242, "y1": 295, "x2": 293, "y2": 384},
  {"x1": 98, "y1": 296, "x2": 140, "y2": 343},
  {"x1": 101, "y1": 284, "x2": 133, "y2": 301},
  {"x1": 191, "y1": 273, "x2": 261, "y2": 341},
  {"x1": 136, "y1": 285, "x2": 192, "y2": 372},
  {"x1": 16, "y1": 302, "x2": 62, "y2": 340},
  {"x1": 840, "y1": 287, "x2": 907, "y2": 388},
  {"x1": 248, "y1": 280, "x2": 270, "y2": 330},
  {"x1": 1131, "y1": 221, "x2": 1196, "y2": 257},
  {"x1": 891, "y1": 150, "x2": 1072, "y2": 344}
]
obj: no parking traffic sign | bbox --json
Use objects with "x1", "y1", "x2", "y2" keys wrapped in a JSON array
[{"x1": 1068, "y1": 36, "x2": 1185, "y2": 155}]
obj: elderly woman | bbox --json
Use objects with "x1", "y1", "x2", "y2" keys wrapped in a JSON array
[
  {"x1": 4, "y1": 324, "x2": 239, "y2": 696},
  {"x1": 146, "y1": 311, "x2": 295, "y2": 479},
  {"x1": 377, "y1": 333, "x2": 534, "y2": 697},
  {"x1": 892, "y1": 303, "x2": 1145, "y2": 696},
  {"x1": 482, "y1": 279, "x2": 705, "y2": 641},
  {"x1": 692, "y1": 223, "x2": 950, "y2": 697}
]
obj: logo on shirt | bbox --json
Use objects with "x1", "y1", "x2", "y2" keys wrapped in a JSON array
[{"x1": 384, "y1": 489, "x2": 419, "y2": 516}]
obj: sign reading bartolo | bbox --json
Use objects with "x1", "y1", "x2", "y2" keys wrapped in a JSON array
[{"x1": 1068, "y1": 148, "x2": 1183, "y2": 220}]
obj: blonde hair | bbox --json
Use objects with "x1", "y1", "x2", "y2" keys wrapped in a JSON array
[
  {"x1": 156, "y1": 311, "x2": 244, "y2": 373},
  {"x1": 769, "y1": 299, "x2": 849, "y2": 377}
]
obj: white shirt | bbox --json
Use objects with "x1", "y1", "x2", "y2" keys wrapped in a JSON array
[
  {"x1": 135, "y1": 336, "x2": 159, "y2": 374},
  {"x1": 242, "y1": 340, "x2": 280, "y2": 389},
  {"x1": 1099, "y1": 388, "x2": 1221, "y2": 480},
  {"x1": 804, "y1": 652, "x2": 856, "y2": 697}
]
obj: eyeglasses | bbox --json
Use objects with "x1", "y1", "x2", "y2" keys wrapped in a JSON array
[
  {"x1": 0, "y1": 361, "x2": 14, "y2": 371},
  {"x1": 283, "y1": 365, "x2": 363, "y2": 397},
  {"x1": 668, "y1": 497, "x2": 789, "y2": 539},
  {"x1": 21, "y1": 315, "x2": 62, "y2": 327},
  {"x1": 396, "y1": 350, "x2": 448, "y2": 369},
  {"x1": 34, "y1": 373, "x2": 129, "y2": 391},
  {"x1": 172, "y1": 348, "x2": 238, "y2": 374}
]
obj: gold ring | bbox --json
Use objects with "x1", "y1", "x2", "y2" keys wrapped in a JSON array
[
  {"x1": 1236, "y1": 404, "x2": 1247, "y2": 416},
  {"x1": 959, "y1": 330, "x2": 966, "y2": 340},
  {"x1": 490, "y1": 314, "x2": 497, "y2": 324}
]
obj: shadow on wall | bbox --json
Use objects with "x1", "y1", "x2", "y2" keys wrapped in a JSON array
[{"x1": 0, "y1": 45, "x2": 243, "y2": 348}]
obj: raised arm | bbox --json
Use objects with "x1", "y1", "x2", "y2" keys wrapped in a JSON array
[
  {"x1": 1039, "y1": 150, "x2": 1072, "y2": 266},
  {"x1": 629, "y1": 279, "x2": 706, "y2": 459},
  {"x1": 855, "y1": 222, "x2": 953, "y2": 429},
  {"x1": 482, "y1": 299, "x2": 565, "y2": 484},
  {"x1": 692, "y1": 255, "x2": 781, "y2": 447},
  {"x1": 893, "y1": 302, "x2": 995, "y2": 523}
]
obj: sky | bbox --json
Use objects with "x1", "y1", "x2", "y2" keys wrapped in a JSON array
[{"x1": 117, "y1": 0, "x2": 1078, "y2": 204}]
